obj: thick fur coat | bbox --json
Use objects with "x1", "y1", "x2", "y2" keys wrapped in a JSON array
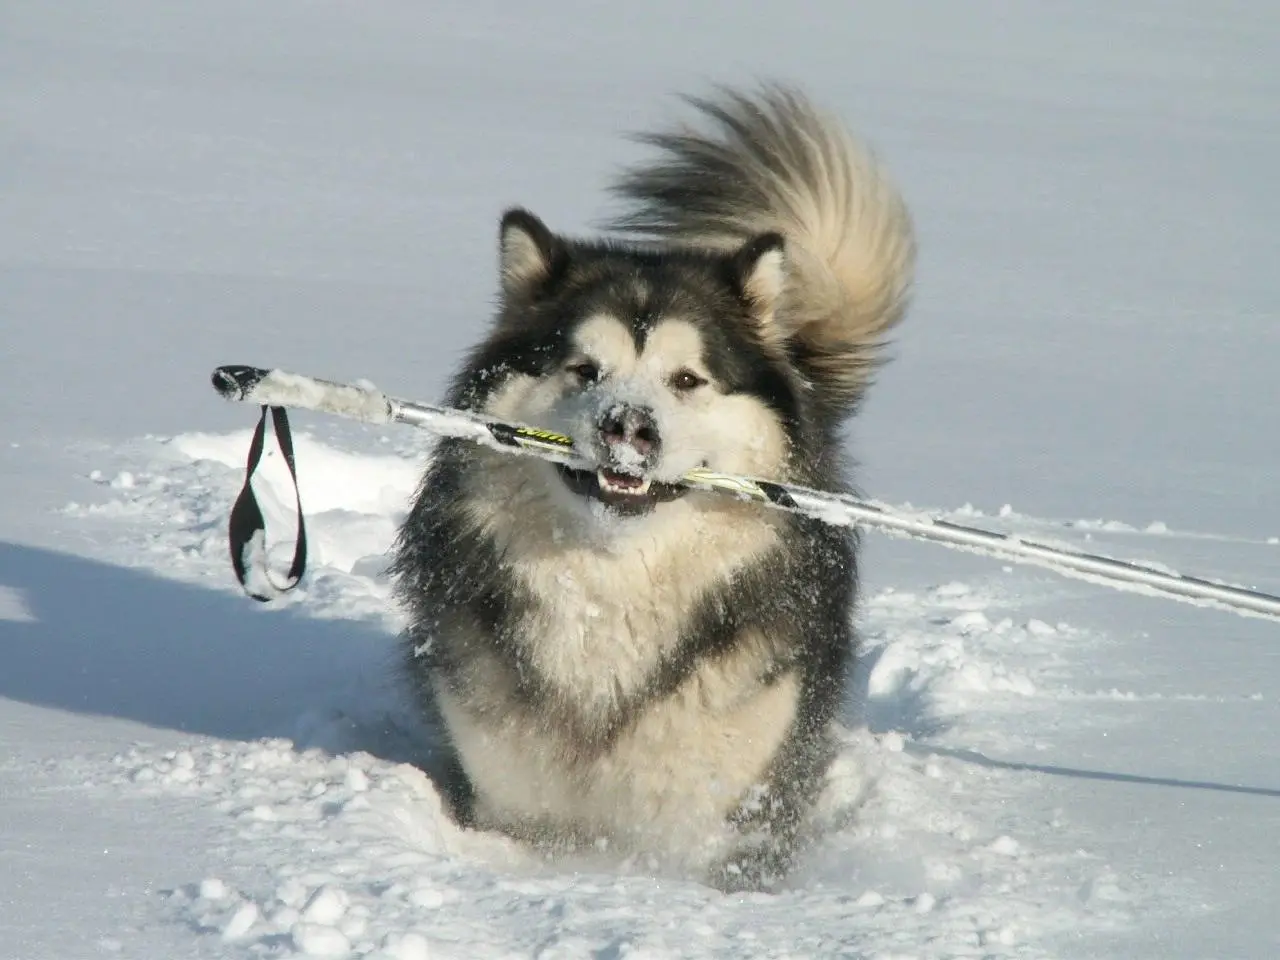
[{"x1": 391, "y1": 85, "x2": 914, "y2": 890}]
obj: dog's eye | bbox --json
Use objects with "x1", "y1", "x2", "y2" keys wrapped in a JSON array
[
  {"x1": 670, "y1": 369, "x2": 707, "y2": 392},
  {"x1": 567, "y1": 360, "x2": 600, "y2": 385}
]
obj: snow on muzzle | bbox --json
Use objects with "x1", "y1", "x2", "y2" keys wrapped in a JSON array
[{"x1": 557, "y1": 401, "x2": 687, "y2": 515}]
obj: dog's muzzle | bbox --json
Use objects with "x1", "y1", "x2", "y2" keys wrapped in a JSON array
[{"x1": 556, "y1": 403, "x2": 686, "y2": 515}]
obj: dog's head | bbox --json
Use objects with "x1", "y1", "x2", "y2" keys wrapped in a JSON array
[{"x1": 451, "y1": 209, "x2": 811, "y2": 526}]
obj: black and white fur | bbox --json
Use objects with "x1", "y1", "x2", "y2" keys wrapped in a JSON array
[{"x1": 391, "y1": 85, "x2": 915, "y2": 891}]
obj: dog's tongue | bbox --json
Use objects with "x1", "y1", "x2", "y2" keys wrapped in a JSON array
[{"x1": 601, "y1": 468, "x2": 644, "y2": 489}]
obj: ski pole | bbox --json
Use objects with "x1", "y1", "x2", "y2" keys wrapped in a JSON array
[{"x1": 211, "y1": 364, "x2": 1280, "y2": 622}]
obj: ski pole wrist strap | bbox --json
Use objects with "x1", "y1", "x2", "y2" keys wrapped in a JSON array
[{"x1": 228, "y1": 405, "x2": 308, "y2": 601}]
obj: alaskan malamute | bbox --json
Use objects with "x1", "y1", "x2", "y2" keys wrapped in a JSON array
[{"x1": 392, "y1": 85, "x2": 914, "y2": 891}]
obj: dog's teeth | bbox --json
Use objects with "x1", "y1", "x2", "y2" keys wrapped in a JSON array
[{"x1": 596, "y1": 470, "x2": 651, "y2": 496}]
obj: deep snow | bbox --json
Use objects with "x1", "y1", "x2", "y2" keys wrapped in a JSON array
[{"x1": 3, "y1": 2, "x2": 1279, "y2": 957}]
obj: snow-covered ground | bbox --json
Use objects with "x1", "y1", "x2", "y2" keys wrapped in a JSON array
[{"x1": 3, "y1": 2, "x2": 1278, "y2": 957}]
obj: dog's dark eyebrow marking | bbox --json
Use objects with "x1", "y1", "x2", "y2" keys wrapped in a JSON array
[
  {"x1": 630, "y1": 309, "x2": 659, "y2": 347},
  {"x1": 622, "y1": 273, "x2": 656, "y2": 348},
  {"x1": 624, "y1": 266, "x2": 694, "y2": 350}
]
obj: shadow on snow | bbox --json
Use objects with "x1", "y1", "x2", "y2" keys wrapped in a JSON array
[
  {"x1": 0, "y1": 540, "x2": 441, "y2": 770},
  {"x1": 908, "y1": 742, "x2": 1280, "y2": 799}
]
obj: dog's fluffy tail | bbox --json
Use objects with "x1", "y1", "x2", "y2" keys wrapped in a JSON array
[{"x1": 608, "y1": 84, "x2": 915, "y2": 413}]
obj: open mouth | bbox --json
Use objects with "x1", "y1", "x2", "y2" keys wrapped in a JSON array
[{"x1": 556, "y1": 465, "x2": 687, "y2": 515}]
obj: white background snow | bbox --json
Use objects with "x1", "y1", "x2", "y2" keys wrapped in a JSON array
[{"x1": 3, "y1": 2, "x2": 1279, "y2": 957}]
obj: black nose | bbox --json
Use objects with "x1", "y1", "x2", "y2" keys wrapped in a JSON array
[{"x1": 598, "y1": 405, "x2": 661, "y2": 458}]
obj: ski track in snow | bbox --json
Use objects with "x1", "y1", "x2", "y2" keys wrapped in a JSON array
[{"x1": 50, "y1": 429, "x2": 1197, "y2": 958}]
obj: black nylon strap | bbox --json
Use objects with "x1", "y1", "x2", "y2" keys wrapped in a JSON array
[{"x1": 228, "y1": 405, "x2": 308, "y2": 601}]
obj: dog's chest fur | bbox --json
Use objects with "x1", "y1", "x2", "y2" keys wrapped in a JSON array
[
  {"x1": 516, "y1": 513, "x2": 774, "y2": 721},
  {"x1": 435, "y1": 458, "x2": 800, "y2": 856},
  {"x1": 461, "y1": 457, "x2": 785, "y2": 723}
]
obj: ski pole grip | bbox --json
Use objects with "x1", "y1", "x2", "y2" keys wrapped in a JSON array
[
  {"x1": 210, "y1": 364, "x2": 395, "y2": 424},
  {"x1": 212, "y1": 365, "x2": 271, "y2": 402}
]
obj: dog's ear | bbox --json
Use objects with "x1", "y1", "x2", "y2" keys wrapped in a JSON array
[
  {"x1": 499, "y1": 208, "x2": 566, "y2": 299},
  {"x1": 730, "y1": 232, "x2": 787, "y2": 334}
]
